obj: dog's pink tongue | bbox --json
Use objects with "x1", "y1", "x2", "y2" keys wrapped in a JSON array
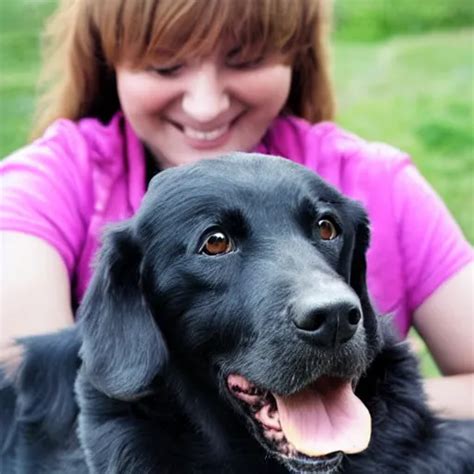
[{"x1": 273, "y1": 378, "x2": 371, "y2": 457}]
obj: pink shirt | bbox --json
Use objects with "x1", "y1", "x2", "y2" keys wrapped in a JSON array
[{"x1": 1, "y1": 112, "x2": 472, "y2": 336}]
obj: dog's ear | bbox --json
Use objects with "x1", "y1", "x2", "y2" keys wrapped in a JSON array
[
  {"x1": 337, "y1": 202, "x2": 371, "y2": 299},
  {"x1": 78, "y1": 222, "x2": 168, "y2": 400},
  {"x1": 349, "y1": 207, "x2": 382, "y2": 352},
  {"x1": 349, "y1": 211, "x2": 371, "y2": 300}
]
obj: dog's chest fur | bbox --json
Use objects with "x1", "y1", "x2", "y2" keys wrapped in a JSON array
[{"x1": 74, "y1": 371, "x2": 290, "y2": 473}]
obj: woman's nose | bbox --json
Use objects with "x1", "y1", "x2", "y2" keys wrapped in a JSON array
[{"x1": 181, "y1": 64, "x2": 230, "y2": 122}]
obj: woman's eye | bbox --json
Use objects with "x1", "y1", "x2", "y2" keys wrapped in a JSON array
[
  {"x1": 150, "y1": 64, "x2": 183, "y2": 76},
  {"x1": 226, "y1": 47, "x2": 264, "y2": 69},
  {"x1": 317, "y1": 219, "x2": 339, "y2": 241},
  {"x1": 200, "y1": 231, "x2": 234, "y2": 256}
]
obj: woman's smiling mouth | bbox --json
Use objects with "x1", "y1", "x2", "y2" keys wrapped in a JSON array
[
  {"x1": 166, "y1": 113, "x2": 244, "y2": 149},
  {"x1": 183, "y1": 123, "x2": 230, "y2": 141}
]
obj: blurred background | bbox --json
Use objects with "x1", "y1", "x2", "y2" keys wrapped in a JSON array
[{"x1": 0, "y1": 0, "x2": 473, "y2": 376}]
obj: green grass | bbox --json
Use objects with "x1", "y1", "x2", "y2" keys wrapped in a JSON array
[
  {"x1": 333, "y1": 0, "x2": 474, "y2": 41},
  {"x1": 1, "y1": 1, "x2": 473, "y2": 378},
  {"x1": 333, "y1": 29, "x2": 474, "y2": 242},
  {"x1": 0, "y1": 0, "x2": 57, "y2": 152}
]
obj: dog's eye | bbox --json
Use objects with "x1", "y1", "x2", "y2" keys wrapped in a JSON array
[
  {"x1": 317, "y1": 219, "x2": 338, "y2": 240},
  {"x1": 200, "y1": 231, "x2": 234, "y2": 256}
]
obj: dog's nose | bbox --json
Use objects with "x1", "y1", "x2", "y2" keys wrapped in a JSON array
[{"x1": 293, "y1": 301, "x2": 361, "y2": 346}]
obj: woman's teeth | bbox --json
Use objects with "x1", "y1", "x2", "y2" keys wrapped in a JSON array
[{"x1": 183, "y1": 124, "x2": 229, "y2": 141}]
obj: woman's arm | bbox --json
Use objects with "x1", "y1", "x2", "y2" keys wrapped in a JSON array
[
  {"x1": 0, "y1": 231, "x2": 74, "y2": 343},
  {"x1": 413, "y1": 262, "x2": 474, "y2": 419}
]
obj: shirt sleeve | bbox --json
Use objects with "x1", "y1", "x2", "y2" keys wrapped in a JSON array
[
  {"x1": 392, "y1": 161, "x2": 473, "y2": 313},
  {"x1": 0, "y1": 120, "x2": 94, "y2": 277}
]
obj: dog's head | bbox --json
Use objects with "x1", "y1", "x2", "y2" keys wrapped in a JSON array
[{"x1": 78, "y1": 153, "x2": 381, "y2": 473}]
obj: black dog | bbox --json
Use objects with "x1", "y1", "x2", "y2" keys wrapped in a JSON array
[{"x1": 1, "y1": 154, "x2": 473, "y2": 473}]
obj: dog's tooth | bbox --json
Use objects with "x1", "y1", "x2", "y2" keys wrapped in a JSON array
[{"x1": 274, "y1": 431, "x2": 285, "y2": 442}]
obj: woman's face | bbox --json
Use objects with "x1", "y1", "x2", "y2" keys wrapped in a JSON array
[{"x1": 116, "y1": 46, "x2": 292, "y2": 168}]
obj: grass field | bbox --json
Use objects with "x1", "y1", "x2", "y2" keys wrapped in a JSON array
[
  {"x1": 334, "y1": 29, "x2": 474, "y2": 241},
  {"x1": 1, "y1": 1, "x2": 473, "y2": 377}
]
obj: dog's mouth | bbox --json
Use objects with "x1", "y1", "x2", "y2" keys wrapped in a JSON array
[{"x1": 227, "y1": 374, "x2": 371, "y2": 472}]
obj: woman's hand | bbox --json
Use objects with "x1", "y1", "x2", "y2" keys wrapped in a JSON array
[
  {"x1": 414, "y1": 262, "x2": 474, "y2": 419},
  {"x1": 0, "y1": 232, "x2": 74, "y2": 365}
]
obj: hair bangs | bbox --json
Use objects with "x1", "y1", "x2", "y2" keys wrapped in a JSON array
[{"x1": 99, "y1": 0, "x2": 318, "y2": 68}]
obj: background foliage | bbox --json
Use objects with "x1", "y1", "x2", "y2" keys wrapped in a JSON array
[{"x1": 334, "y1": 0, "x2": 474, "y2": 41}]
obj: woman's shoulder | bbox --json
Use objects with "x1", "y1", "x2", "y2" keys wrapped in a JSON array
[
  {"x1": 1, "y1": 112, "x2": 127, "y2": 176},
  {"x1": 261, "y1": 115, "x2": 419, "y2": 207},
  {"x1": 263, "y1": 115, "x2": 411, "y2": 174},
  {"x1": 0, "y1": 112, "x2": 144, "y2": 295}
]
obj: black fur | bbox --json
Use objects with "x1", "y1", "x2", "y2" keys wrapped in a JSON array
[{"x1": 1, "y1": 153, "x2": 473, "y2": 473}]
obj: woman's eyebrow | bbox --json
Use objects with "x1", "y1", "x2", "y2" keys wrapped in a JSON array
[{"x1": 150, "y1": 48, "x2": 179, "y2": 58}]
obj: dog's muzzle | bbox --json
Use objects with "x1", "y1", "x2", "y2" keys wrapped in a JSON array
[{"x1": 290, "y1": 276, "x2": 363, "y2": 348}]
